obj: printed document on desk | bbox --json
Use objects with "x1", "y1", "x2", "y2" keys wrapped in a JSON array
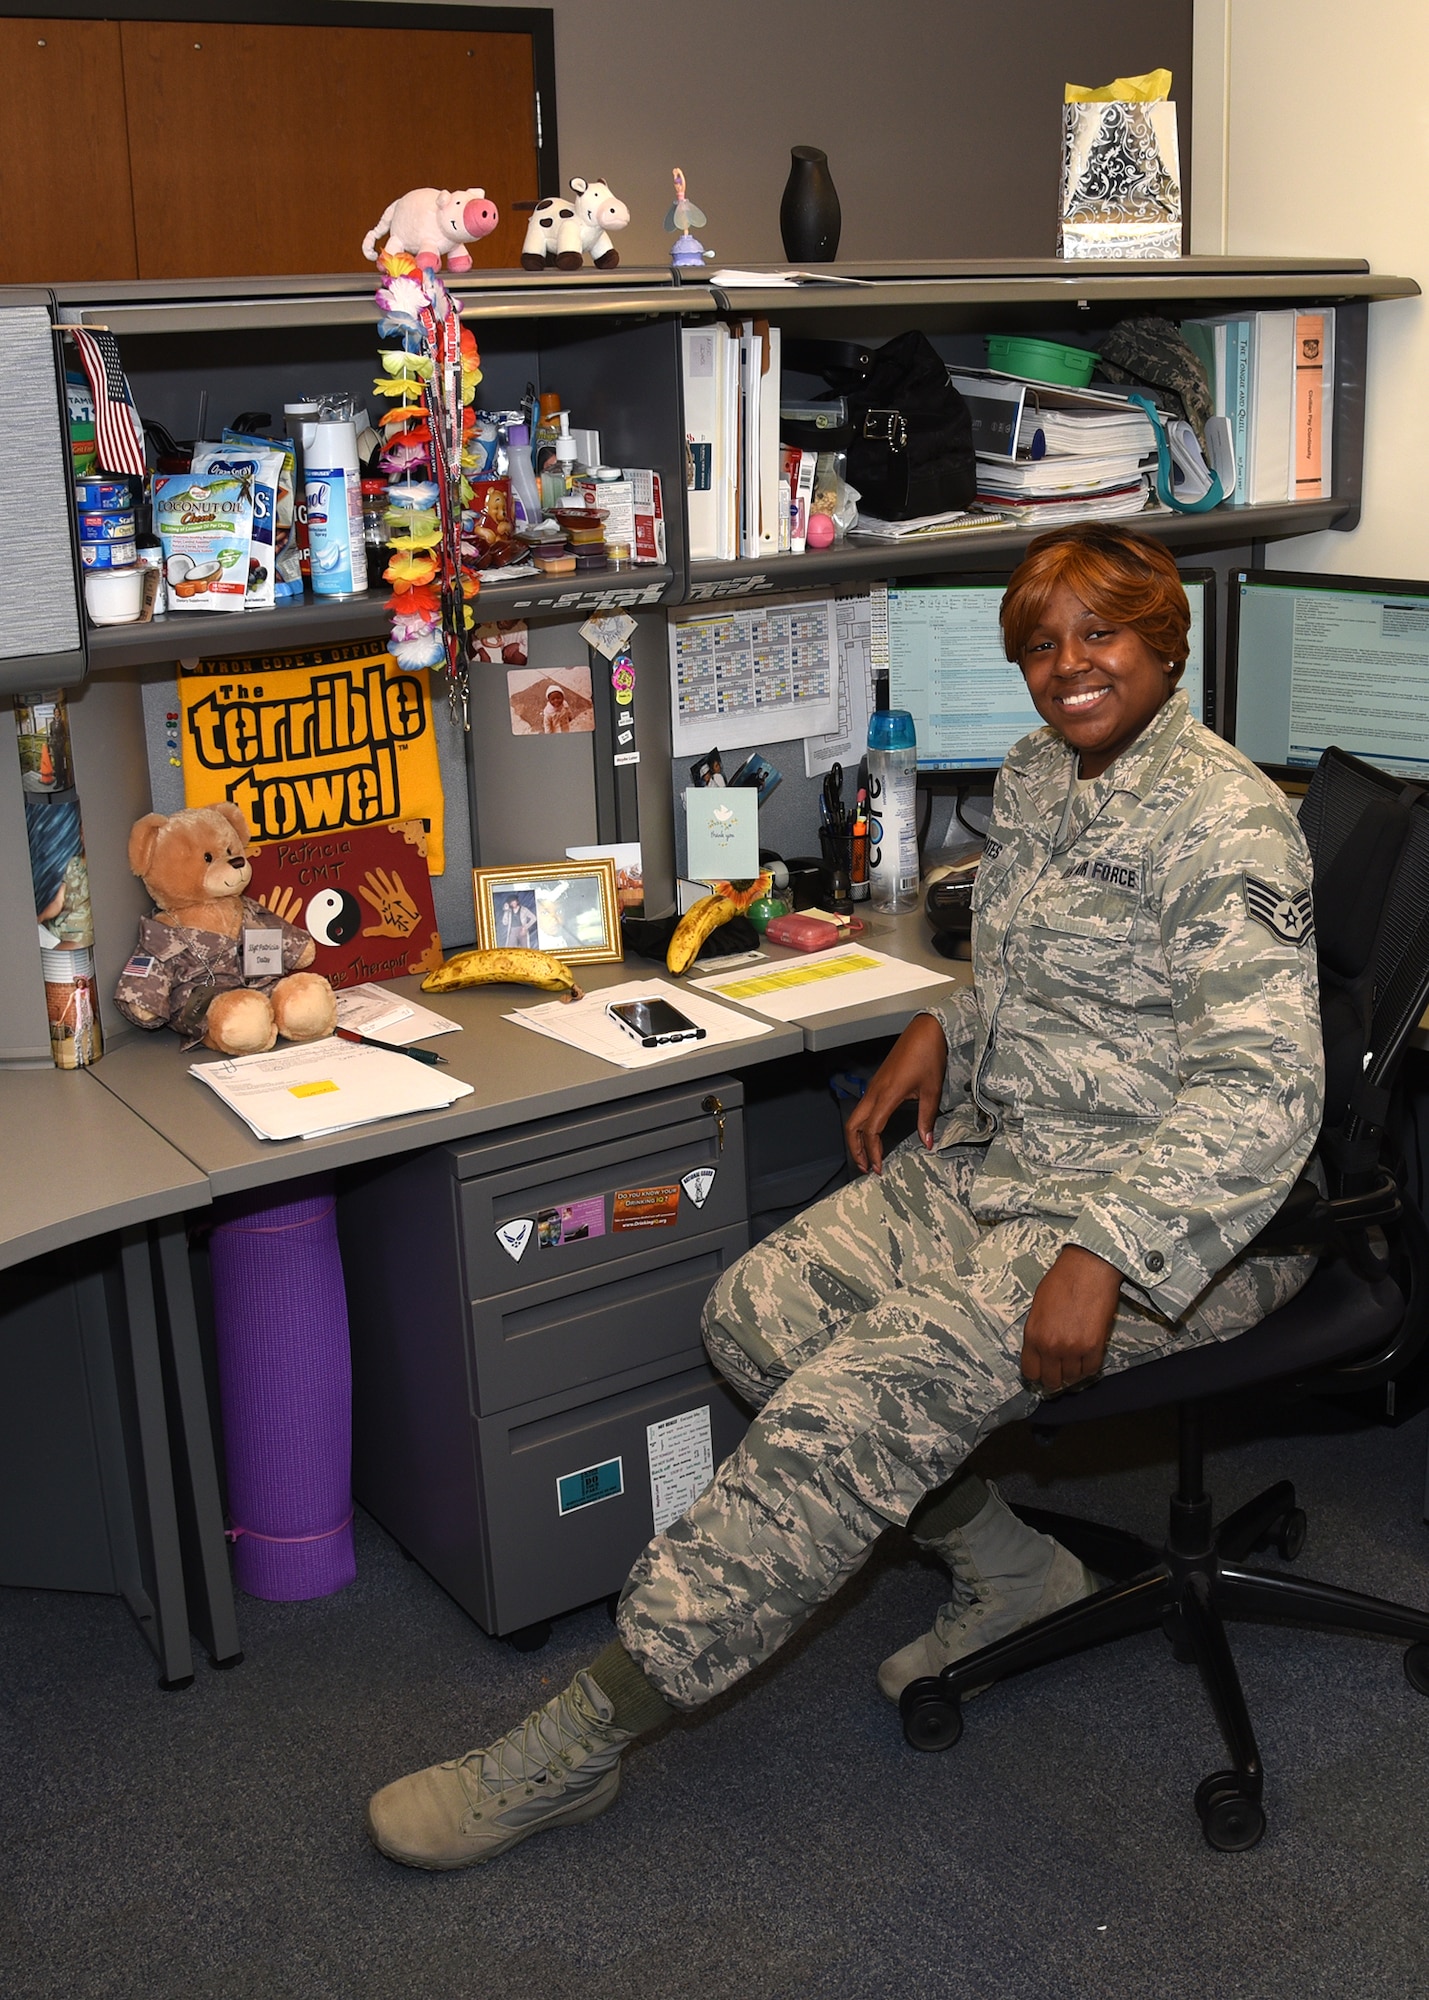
[
  {"x1": 191, "y1": 1036, "x2": 472, "y2": 1141},
  {"x1": 334, "y1": 982, "x2": 460, "y2": 1044},
  {"x1": 506, "y1": 978, "x2": 773, "y2": 1069},
  {"x1": 669, "y1": 597, "x2": 838, "y2": 757},
  {"x1": 691, "y1": 945, "x2": 951, "y2": 1021}
]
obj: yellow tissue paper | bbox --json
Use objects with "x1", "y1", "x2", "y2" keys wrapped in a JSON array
[{"x1": 1065, "y1": 69, "x2": 1172, "y2": 104}]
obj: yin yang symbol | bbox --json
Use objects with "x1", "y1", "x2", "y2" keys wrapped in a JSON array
[{"x1": 305, "y1": 887, "x2": 362, "y2": 946}]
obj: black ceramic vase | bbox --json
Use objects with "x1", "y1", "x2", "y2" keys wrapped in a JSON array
[{"x1": 780, "y1": 145, "x2": 841, "y2": 262}]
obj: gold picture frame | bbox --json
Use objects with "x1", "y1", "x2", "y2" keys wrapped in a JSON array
[{"x1": 473, "y1": 857, "x2": 623, "y2": 966}]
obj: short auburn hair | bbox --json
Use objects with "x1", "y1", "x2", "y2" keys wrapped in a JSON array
[{"x1": 1000, "y1": 525, "x2": 1190, "y2": 670}]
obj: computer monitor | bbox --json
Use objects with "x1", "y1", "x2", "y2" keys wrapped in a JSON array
[
  {"x1": 1228, "y1": 569, "x2": 1429, "y2": 782},
  {"x1": 886, "y1": 569, "x2": 1214, "y2": 773}
]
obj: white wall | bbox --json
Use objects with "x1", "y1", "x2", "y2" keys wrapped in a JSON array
[{"x1": 1199, "y1": 0, "x2": 1429, "y2": 577}]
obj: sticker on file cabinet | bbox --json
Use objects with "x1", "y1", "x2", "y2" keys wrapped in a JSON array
[
  {"x1": 680, "y1": 1167, "x2": 716, "y2": 1209},
  {"x1": 648, "y1": 1406, "x2": 714, "y2": 1534},
  {"x1": 613, "y1": 1184, "x2": 680, "y2": 1231},
  {"x1": 556, "y1": 1455, "x2": 624, "y2": 1516},
  {"x1": 494, "y1": 1217, "x2": 535, "y2": 1262},
  {"x1": 537, "y1": 1197, "x2": 606, "y2": 1250}
]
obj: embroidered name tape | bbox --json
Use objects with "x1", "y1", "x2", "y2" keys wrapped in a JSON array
[{"x1": 1244, "y1": 875, "x2": 1314, "y2": 946}]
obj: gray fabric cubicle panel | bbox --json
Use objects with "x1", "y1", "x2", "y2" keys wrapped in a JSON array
[
  {"x1": 0, "y1": 296, "x2": 86, "y2": 695},
  {"x1": 0, "y1": 697, "x2": 51, "y2": 1063},
  {"x1": 466, "y1": 614, "x2": 600, "y2": 868}
]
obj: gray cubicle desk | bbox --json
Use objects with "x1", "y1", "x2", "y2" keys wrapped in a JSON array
[
  {"x1": 0, "y1": 1071, "x2": 237, "y2": 1687},
  {"x1": 91, "y1": 959, "x2": 805, "y2": 1195},
  {"x1": 765, "y1": 911, "x2": 969, "y2": 1051}
]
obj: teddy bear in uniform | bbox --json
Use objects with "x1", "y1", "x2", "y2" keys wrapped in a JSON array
[{"x1": 114, "y1": 803, "x2": 337, "y2": 1054}]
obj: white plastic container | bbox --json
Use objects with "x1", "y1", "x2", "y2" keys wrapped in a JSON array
[
  {"x1": 867, "y1": 708, "x2": 920, "y2": 913},
  {"x1": 302, "y1": 414, "x2": 367, "y2": 597},
  {"x1": 83, "y1": 566, "x2": 145, "y2": 624}
]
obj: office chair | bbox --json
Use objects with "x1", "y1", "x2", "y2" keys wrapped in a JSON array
[{"x1": 900, "y1": 746, "x2": 1429, "y2": 1850}]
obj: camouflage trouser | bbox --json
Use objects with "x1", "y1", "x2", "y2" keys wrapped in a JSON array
[{"x1": 616, "y1": 1137, "x2": 1312, "y2": 1710}]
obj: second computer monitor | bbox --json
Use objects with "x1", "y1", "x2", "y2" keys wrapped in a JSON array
[{"x1": 887, "y1": 569, "x2": 1212, "y2": 771}]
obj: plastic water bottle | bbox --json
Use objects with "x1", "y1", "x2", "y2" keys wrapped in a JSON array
[{"x1": 868, "y1": 709, "x2": 919, "y2": 913}]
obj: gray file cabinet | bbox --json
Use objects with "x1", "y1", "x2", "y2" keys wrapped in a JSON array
[{"x1": 340, "y1": 1079, "x2": 751, "y2": 1639}]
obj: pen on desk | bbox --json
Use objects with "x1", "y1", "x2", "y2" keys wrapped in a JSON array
[{"x1": 334, "y1": 1026, "x2": 448, "y2": 1066}]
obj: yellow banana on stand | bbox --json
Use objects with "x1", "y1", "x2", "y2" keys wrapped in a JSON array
[
  {"x1": 666, "y1": 873, "x2": 772, "y2": 976},
  {"x1": 421, "y1": 948, "x2": 583, "y2": 1001}
]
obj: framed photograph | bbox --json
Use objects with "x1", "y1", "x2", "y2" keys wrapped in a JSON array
[{"x1": 473, "y1": 857, "x2": 623, "y2": 966}]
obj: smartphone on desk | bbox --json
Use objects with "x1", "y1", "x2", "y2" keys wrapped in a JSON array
[{"x1": 606, "y1": 998, "x2": 707, "y2": 1048}]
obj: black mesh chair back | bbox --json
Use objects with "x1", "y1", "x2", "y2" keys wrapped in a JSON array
[{"x1": 1301, "y1": 747, "x2": 1429, "y2": 1189}]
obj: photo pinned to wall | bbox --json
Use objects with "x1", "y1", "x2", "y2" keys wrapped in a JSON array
[
  {"x1": 473, "y1": 857, "x2": 622, "y2": 965},
  {"x1": 507, "y1": 664, "x2": 595, "y2": 736},
  {"x1": 472, "y1": 619, "x2": 528, "y2": 665},
  {"x1": 567, "y1": 841, "x2": 643, "y2": 913}
]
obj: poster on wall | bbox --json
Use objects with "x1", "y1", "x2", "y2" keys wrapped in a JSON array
[
  {"x1": 244, "y1": 819, "x2": 443, "y2": 989},
  {"x1": 177, "y1": 638, "x2": 448, "y2": 871}
]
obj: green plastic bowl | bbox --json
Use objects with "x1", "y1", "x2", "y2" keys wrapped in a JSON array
[{"x1": 985, "y1": 335, "x2": 1097, "y2": 388}]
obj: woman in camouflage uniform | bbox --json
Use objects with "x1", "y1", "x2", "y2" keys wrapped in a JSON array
[{"x1": 368, "y1": 525, "x2": 1325, "y2": 1870}]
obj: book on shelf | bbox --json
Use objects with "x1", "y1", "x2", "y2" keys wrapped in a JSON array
[
  {"x1": 1294, "y1": 309, "x2": 1334, "y2": 500},
  {"x1": 1184, "y1": 307, "x2": 1334, "y2": 507}
]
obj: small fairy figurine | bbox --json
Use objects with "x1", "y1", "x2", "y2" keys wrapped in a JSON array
[{"x1": 664, "y1": 168, "x2": 712, "y2": 268}]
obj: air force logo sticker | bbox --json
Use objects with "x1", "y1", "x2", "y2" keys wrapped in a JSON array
[{"x1": 1244, "y1": 875, "x2": 1315, "y2": 947}]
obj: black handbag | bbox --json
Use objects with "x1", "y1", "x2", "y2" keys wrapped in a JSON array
[{"x1": 843, "y1": 331, "x2": 975, "y2": 520}]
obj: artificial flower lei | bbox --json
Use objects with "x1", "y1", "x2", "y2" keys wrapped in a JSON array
[{"x1": 373, "y1": 250, "x2": 485, "y2": 721}]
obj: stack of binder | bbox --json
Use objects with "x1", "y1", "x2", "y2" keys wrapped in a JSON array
[
  {"x1": 952, "y1": 371, "x2": 1158, "y2": 527},
  {"x1": 681, "y1": 321, "x2": 783, "y2": 561},
  {"x1": 1181, "y1": 309, "x2": 1334, "y2": 506}
]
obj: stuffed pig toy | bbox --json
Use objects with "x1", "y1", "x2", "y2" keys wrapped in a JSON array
[
  {"x1": 361, "y1": 187, "x2": 500, "y2": 271},
  {"x1": 114, "y1": 804, "x2": 337, "y2": 1054}
]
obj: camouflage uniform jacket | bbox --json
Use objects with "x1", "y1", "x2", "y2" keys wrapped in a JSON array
[
  {"x1": 114, "y1": 898, "x2": 313, "y2": 1045},
  {"x1": 925, "y1": 690, "x2": 1324, "y2": 1322}
]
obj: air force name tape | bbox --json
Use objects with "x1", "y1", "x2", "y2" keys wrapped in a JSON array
[{"x1": 1244, "y1": 875, "x2": 1314, "y2": 947}]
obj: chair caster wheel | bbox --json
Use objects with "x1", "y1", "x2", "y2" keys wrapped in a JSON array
[
  {"x1": 900, "y1": 1677, "x2": 963, "y2": 1752},
  {"x1": 502, "y1": 1620, "x2": 552, "y2": 1653},
  {"x1": 1404, "y1": 1641, "x2": 1429, "y2": 1696},
  {"x1": 1194, "y1": 1771, "x2": 1266, "y2": 1852},
  {"x1": 1274, "y1": 1507, "x2": 1307, "y2": 1561}
]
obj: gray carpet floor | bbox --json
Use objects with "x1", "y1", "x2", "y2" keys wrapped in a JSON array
[{"x1": 4, "y1": 1400, "x2": 1429, "y2": 2000}]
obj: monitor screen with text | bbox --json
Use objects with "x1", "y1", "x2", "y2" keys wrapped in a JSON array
[
  {"x1": 1229, "y1": 570, "x2": 1429, "y2": 780},
  {"x1": 887, "y1": 570, "x2": 1211, "y2": 772}
]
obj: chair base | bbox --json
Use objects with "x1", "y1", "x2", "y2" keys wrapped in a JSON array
[{"x1": 899, "y1": 1447, "x2": 1429, "y2": 1849}]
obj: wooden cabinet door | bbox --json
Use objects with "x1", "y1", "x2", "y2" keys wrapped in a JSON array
[
  {"x1": 0, "y1": 19, "x2": 139, "y2": 282},
  {"x1": 117, "y1": 20, "x2": 539, "y2": 279}
]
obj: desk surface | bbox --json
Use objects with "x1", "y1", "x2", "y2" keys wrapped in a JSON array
[
  {"x1": 0, "y1": 1070, "x2": 210, "y2": 1271},
  {"x1": 91, "y1": 957, "x2": 806, "y2": 1197},
  {"x1": 782, "y1": 909, "x2": 968, "y2": 1049},
  {"x1": 53, "y1": 912, "x2": 963, "y2": 1203}
]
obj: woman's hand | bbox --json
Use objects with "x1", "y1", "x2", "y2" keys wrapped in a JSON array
[
  {"x1": 1020, "y1": 1244, "x2": 1123, "y2": 1395},
  {"x1": 845, "y1": 1013, "x2": 948, "y2": 1175}
]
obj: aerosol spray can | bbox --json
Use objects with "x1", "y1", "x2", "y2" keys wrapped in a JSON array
[{"x1": 301, "y1": 397, "x2": 367, "y2": 598}]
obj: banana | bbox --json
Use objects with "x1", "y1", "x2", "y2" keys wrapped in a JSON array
[
  {"x1": 666, "y1": 872, "x2": 772, "y2": 976},
  {"x1": 421, "y1": 948, "x2": 583, "y2": 1000}
]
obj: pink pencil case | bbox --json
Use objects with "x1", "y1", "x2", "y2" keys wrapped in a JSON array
[{"x1": 764, "y1": 913, "x2": 842, "y2": 952}]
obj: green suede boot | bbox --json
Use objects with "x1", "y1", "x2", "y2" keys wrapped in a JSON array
[{"x1": 880, "y1": 1480, "x2": 1097, "y2": 1701}]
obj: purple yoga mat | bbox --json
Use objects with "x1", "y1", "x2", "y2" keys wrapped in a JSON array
[{"x1": 209, "y1": 1175, "x2": 356, "y2": 1600}]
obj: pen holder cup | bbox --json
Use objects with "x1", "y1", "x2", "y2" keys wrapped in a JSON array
[{"x1": 819, "y1": 827, "x2": 853, "y2": 909}]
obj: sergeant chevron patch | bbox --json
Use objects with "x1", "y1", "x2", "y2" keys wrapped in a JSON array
[{"x1": 1244, "y1": 875, "x2": 1315, "y2": 946}]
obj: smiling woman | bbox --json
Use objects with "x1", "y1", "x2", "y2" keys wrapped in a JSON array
[{"x1": 1000, "y1": 524, "x2": 1191, "y2": 779}]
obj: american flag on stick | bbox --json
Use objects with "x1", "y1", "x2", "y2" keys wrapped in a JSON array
[{"x1": 66, "y1": 326, "x2": 146, "y2": 477}]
